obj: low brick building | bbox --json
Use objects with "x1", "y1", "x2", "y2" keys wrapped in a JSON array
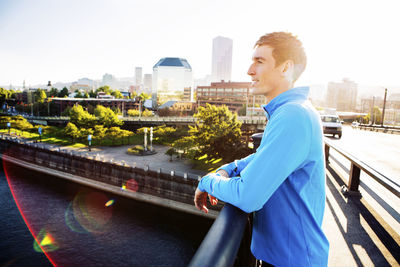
[{"x1": 196, "y1": 81, "x2": 266, "y2": 113}]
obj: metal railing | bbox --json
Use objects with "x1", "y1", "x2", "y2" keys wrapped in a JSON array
[
  {"x1": 23, "y1": 115, "x2": 266, "y2": 125},
  {"x1": 357, "y1": 124, "x2": 400, "y2": 134},
  {"x1": 189, "y1": 203, "x2": 250, "y2": 267},
  {"x1": 324, "y1": 138, "x2": 400, "y2": 198}
]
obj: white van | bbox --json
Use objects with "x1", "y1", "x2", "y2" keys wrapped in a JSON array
[{"x1": 321, "y1": 115, "x2": 342, "y2": 138}]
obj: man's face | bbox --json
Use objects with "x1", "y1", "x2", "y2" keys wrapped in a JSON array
[{"x1": 247, "y1": 45, "x2": 283, "y2": 98}]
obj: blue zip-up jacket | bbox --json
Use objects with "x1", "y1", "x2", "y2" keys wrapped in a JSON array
[{"x1": 198, "y1": 87, "x2": 329, "y2": 267}]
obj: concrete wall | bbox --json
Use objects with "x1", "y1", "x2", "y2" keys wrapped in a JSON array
[{"x1": 0, "y1": 137, "x2": 222, "y2": 218}]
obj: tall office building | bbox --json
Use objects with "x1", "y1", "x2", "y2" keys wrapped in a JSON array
[
  {"x1": 326, "y1": 78, "x2": 358, "y2": 112},
  {"x1": 211, "y1": 36, "x2": 233, "y2": 82},
  {"x1": 152, "y1": 57, "x2": 193, "y2": 103},
  {"x1": 135, "y1": 67, "x2": 143, "y2": 87},
  {"x1": 143, "y1": 74, "x2": 152, "y2": 93},
  {"x1": 102, "y1": 73, "x2": 116, "y2": 87}
]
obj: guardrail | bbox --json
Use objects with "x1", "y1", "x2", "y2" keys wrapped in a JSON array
[
  {"x1": 324, "y1": 138, "x2": 400, "y2": 198},
  {"x1": 357, "y1": 124, "x2": 400, "y2": 135},
  {"x1": 189, "y1": 203, "x2": 252, "y2": 267},
  {"x1": 23, "y1": 115, "x2": 266, "y2": 125}
]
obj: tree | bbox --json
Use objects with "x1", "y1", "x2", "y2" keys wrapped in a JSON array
[
  {"x1": 111, "y1": 90, "x2": 123, "y2": 99},
  {"x1": 165, "y1": 147, "x2": 177, "y2": 161},
  {"x1": 89, "y1": 90, "x2": 97, "y2": 98},
  {"x1": 127, "y1": 109, "x2": 140, "y2": 117},
  {"x1": 130, "y1": 91, "x2": 137, "y2": 99},
  {"x1": 3, "y1": 115, "x2": 33, "y2": 132},
  {"x1": 64, "y1": 122, "x2": 79, "y2": 142},
  {"x1": 371, "y1": 106, "x2": 383, "y2": 124},
  {"x1": 238, "y1": 104, "x2": 247, "y2": 116},
  {"x1": 94, "y1": 105, "x2": 123, "y2": 128},
  {"x1": 106, "y1": 126, "x2": 122, "y2": 145},
  {"x1": 69, "y1": 104, "x2": 96, "y2": 128},
  {"x1": 172, "y1": 136, "x2": 196, "y2": 158},
  {"x1": 79, "y1": 127, "x2": 94, "y2": 140},
  {"x1": 58, "y1": 87, "x2": 69, "y2": 97},
  {"x1": 94, "y1": 125, "x2": 107, "y2": 145},
  {"x1": 49, "y1": 87, "x2": 59, "y2": 97},
  {"x1": 138, "y1": 92, "x2": 151, "y2": 101},
  {"x1": 35, "y1": 89, "x2": 47, "y2": 103},
  {"x1": 0, "y1": 87, "x2": 16, "y2": 107},
  {"x1": 96, "y1": 86, "x2": 112, "y2": 95},
  {"x1": 142, "y1": 109, "x2": 154, "y2": 117},
  {"x1": 74, "y1": 90, "x2": 83, "y2": 98},
  {"x1": 61, "y1": 106, "x2": 72, "y2": 116},
  {"x1": 188, "y1": 104, "x2": 244, "y2": 161}
]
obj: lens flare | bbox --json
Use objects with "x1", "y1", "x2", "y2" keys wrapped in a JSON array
[
  {"x1": 122, "y1": 179, "x2": 139, "y2": 192},
  {"x1": 105, "y1": 199, "x2": 115, "y2": 207},
  {"x1": 65, "y1": 191, "x2": 114, "y2": 234},
  {"x1": 3, "y1": 156, "x2": 57, "y2": 266},
  {"x1": 33, "y1": 228, "x2": 59, "y2": 253},
  {"x1": 65, "y1": 202, "x2": 88, "y2": 234}
]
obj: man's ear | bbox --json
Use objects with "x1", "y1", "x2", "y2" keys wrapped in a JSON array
[{"x1": 281, "y1": 60, "x2": 295, "y2": 82}]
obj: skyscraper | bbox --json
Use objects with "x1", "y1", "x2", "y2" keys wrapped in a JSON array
[
  {"x1": 326, "y1": 78, "x2": 358, "y2": 112},
  {"x1": 143, "y1": 74, "x2": 152, "y2": 93},
  {"x1": 135, "y1": 67, "x2": 143, "y2": 87},
  {"x1": 152, "y1": 57, "x2": 193, "y2": 103},
  {"x1": 211, "y1": 36, "x2": 233, "y2": 82}
]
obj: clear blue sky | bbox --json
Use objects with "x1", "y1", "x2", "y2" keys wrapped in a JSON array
[{"x1": 1, "y1": 0, "x2": 399, "y2": 88}]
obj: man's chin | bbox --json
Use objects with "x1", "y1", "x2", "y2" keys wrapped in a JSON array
[{"x1": 250, "y1": 87, "x2": 261, "y2": 96}]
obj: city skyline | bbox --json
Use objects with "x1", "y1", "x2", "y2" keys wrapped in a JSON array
[{"x1": 1, "y1": 0, "x2": 400, "y2": 89}]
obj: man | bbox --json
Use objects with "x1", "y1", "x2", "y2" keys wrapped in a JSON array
[{"x1": 194, "y1": 32, "x2": 329, "y2": 266}]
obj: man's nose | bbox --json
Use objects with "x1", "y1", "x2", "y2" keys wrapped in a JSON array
[{"x1": 247, "y1": 64, "x2": 255, "y2": 76}]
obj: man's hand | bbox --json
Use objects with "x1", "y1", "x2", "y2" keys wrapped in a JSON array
[
  {"x1": 194, "y1": 188, "x2": 218, "y2": 213},
  {"x1": 194, "y1": 170, "x2": 227, "y2": 213}
]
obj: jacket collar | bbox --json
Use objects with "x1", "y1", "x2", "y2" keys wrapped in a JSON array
[{"x1": 262, "y1": 87, "x2": 309, "y2": 120}]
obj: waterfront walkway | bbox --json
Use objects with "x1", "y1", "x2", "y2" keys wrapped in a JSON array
[
  {"x1": 45, "y1": 143, "x2": 207, "y2": 177},
  {"x1": 4, "y1": 138, "x2": 400, "y2": 266}
]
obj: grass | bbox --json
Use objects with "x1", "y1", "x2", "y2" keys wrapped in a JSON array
[
  {"x1": 1, "y1": 127, "x2": 188, "y2": 160},
  {"x1": 191, "y1": 154, "x2": 224, "y2": 172},
  {"x1": 0, "y1": 128, "x2": 143, "y2": 148}
]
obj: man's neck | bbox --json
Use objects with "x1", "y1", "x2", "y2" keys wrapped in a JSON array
[{"x1": 265, "y1": 81, "x2": 294, "y2": 105}]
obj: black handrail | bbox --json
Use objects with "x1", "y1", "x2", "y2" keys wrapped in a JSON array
[
  {"x1": 325, "y1": 138, "x2": 400, "y2": 198},
  {"x1": 189, "y1": 203, "x2": 250, "y2": 267}
]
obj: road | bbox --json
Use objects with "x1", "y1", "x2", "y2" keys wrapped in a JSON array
[
  {"x1": 325, "y1": 125, "x2": 400, "y2": 181},
  {"x1": 325, "y1": 125, "x2": 400, "y2": 235}
]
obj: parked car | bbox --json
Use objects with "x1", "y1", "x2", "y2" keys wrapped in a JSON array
[{"x1": 321, "y1": 115, "x2": 342, "y2": 138}]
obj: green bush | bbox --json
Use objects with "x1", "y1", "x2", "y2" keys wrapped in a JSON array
[{"x1": 127, "y1": 145, "x2": 145, "y2": 155}]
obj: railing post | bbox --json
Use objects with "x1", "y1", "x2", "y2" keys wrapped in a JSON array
[
  {"x1": 348, "y1": 163, "x2": 361, "y2": 192},
  {"x1": 324, "y1": 143, "x2": 330, "y2": 163}
]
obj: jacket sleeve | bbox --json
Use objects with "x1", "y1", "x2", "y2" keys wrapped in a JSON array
[
  {"x1": 198, "y1": 105, "x2": 311, "y2": 213},
  {"x1": 216, "y1": 153, "x2": 255, "y2": 177}
]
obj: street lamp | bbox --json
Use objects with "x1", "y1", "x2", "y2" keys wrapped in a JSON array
[
  {"x1": 38, "y1": 126, "x2": 42, "y2": 142},
  {"x1": 144, "y1": 128, "x2": 148, "y2": 151},
  {"x1": 7, "y1": 122, "x2": 11, "y2": 134},
  {"x1": 381, "y1": 88, "x2": 388, "y2": 127},
  {"x1": 150, "y1": 127, "x2": 153, "y2": 151},
  {"x1": 88, "y1": 134, "x2": 92, "y2": 151}
]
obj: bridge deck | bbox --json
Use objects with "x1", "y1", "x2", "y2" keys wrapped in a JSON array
[{"x1": 324, "y1": 153, "x2": 399, "y2": 266}]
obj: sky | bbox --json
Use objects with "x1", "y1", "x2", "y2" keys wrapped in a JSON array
[{"x1": 1, "y1": 0, "x2": 400, "y2": 91}]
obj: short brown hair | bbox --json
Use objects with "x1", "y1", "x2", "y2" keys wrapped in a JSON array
[{"x1": 255, "y1": 32, "x2": 307, "y2": 81}]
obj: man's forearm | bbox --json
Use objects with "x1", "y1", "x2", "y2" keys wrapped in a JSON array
[
  {"x1": 216, "y1": 169, "x2": 229, "y2": 178},
  {"x1": 216, "y1": 153, "x2": 255, "y2": 177}
]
